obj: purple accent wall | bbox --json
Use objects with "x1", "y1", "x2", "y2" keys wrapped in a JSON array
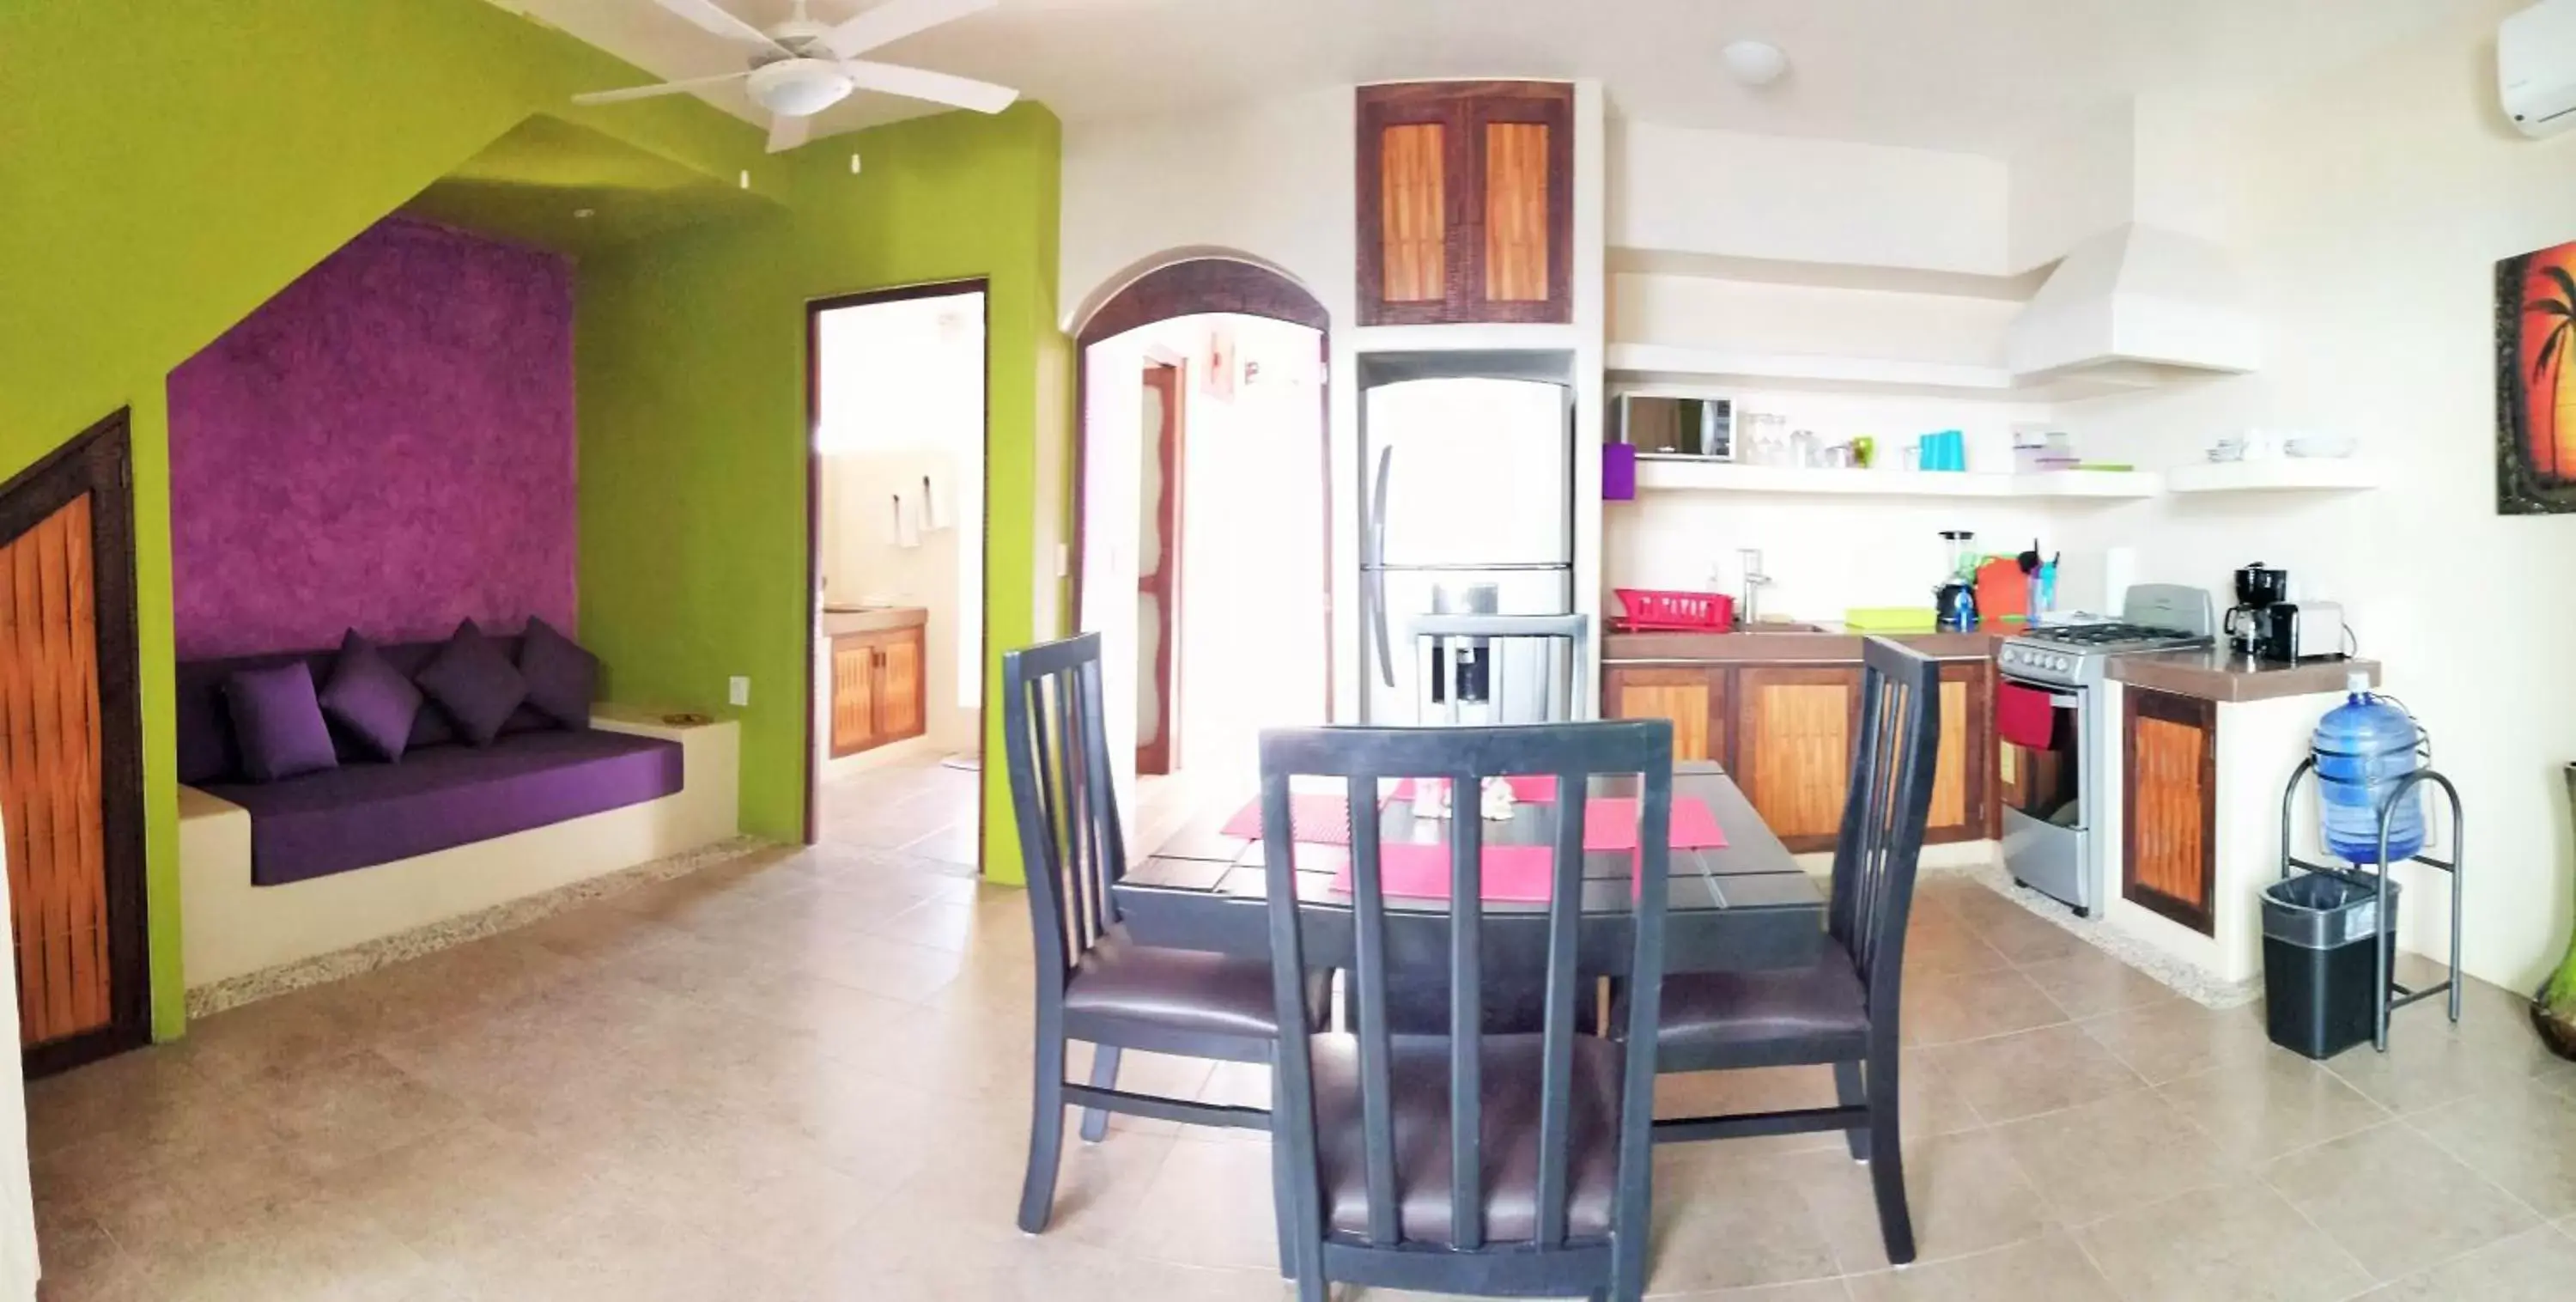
[{"x1": 168, "y1": 216, "x2": 575, "y2": 660}]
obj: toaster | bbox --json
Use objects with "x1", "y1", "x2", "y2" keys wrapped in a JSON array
[{"x1": 2257, "y1": 601, "x2": 2347, "y2": 662}]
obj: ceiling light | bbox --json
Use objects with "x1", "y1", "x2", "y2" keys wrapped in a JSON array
[
  {"x1": 748, "y1": 58, "x2": 856, "y2": 119},
  {"x1": 1722, "y1": 40, "x2": 1789, "y2": 88}
]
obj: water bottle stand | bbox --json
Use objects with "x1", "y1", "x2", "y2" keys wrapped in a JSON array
[{"x1": 2278, "y1": 756, "x2": 2465, "y2": 1052}]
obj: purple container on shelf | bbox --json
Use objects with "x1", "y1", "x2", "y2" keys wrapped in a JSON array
[{"x1": 1603, "y1": 442, "x2": 1637, "y2": 500}]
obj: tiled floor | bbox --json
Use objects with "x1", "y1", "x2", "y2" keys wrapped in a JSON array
[
  {"x1": 23, "y1": 856, "x2": 2576, "y2": 1299},
  {"x1": 814, "y1": 753, "x2": 981, "y2": 867}
]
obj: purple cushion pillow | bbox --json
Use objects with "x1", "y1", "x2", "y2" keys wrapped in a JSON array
[
  {"x1": 317, "y1": 630, "x2": 422, "y2": 762},
  {"x1": 415, "y1": 619, "x2": 527, "y2": 746},
  {"x1": 222, "y1": 663, "x2": 339, "y2": 783},
  {"x1": 517, "y1": 616, "x2": 597, "y2": 729}
]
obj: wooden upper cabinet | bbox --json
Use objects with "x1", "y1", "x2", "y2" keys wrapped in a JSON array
[{"x1": 1358, "y1": 82, "x2": 1573, "y2": 326}]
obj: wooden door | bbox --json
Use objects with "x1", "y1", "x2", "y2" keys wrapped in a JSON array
[
  {"x1": 2125, "y1": 688, "x2": 2217, "y2": 934},
  {"x1": 1601, "y1": 666, "x2": 1726, "y2": 764},
  {"x1": 874, "y1": 628, "x2": 926, "y2": 744},
  {"x1": 1357, "y1": 82, "x2": 1572, "y2": 326},
  {"x1": 1463, "y1": 86, "x2": 1572, "y2": 322},
  {"x1": 1925, "y1": 661, "x2": 1994, "y2": 843},
  {"x1": 1736, "y1": 666, "x2": 1862, "y2": 852},
  {"x1": 1135, "y1": 363, "x2": 1182, "y2": 775},
  {"x1": 829, "y1": 636, "x2": 878, "y2": 757},
  {"x1": 2, "y1": 411, "x2": 146, "y2": 1076}
]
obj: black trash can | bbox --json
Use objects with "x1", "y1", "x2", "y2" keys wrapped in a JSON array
[{"x1": 2262, "y1": 868, "x2": 2400, "y2": 1060}]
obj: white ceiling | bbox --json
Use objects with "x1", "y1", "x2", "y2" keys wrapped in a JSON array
[{"x1": 500, "y1": 0, "x2": 2466, "y2": 155}]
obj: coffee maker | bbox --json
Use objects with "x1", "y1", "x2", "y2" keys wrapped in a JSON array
[{"x1": 2225, "y1": 563, "x2": 2288, "y2": 658}]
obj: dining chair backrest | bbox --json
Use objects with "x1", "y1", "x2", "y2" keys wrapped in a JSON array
[
  {"x1": 1827, "y1": 637, "x2": 1941, "y2": 1020},
  {"x1": 1000, "y1": 633, "x2": 1129, "y2": 998},
  {"x1": 1257, "y1": 720, "x2": 1675, "y2": 1256}
]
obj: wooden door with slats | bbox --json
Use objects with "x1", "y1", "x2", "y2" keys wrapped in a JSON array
[
  {"x1": 1735, "y1": 666, "x2": 1862, "y2": 852},
  {"x1": 2, "y1": 411, "x2": 146, "y2": 1076},
  {"x1": 1601, "y1": 666, "x2": 1727, "y2": 764},
  {"x1": 1357, "y1": 81, "x2": 1572, "y2": 326},
  {"x1": 873, "y1": 629, "x2": 924, "y2": 744},
  {"x1": 2124, "y1": 687, "x2": 2218, "y2": 934},
  {"x1": 1464, "y1": 86, "x2": 1572, "y2": 322},
  {"x1": 829, "y1": 636, "x2": 879, "y2": 758},
  {"x1": 1924, "y1": 661, "x2": 1993, "y2": 843}
]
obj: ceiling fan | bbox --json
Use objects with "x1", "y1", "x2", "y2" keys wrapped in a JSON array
[{"x1": 574, "y1": 0, "x2": 1018, "y2": 154}]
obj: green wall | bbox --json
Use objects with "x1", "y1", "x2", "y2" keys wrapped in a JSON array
[
  {"x1": 576, "y1": 106, "x2": 1064, "y2": 881},
  {"x1": 0, "y1": 0, "x2": 1062, "y2": 1036}
]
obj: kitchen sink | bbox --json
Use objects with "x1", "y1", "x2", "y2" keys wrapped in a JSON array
[{"x1": 1735, "y1": 621, "x2": 1826, "y2": 633}]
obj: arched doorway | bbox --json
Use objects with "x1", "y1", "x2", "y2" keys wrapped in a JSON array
[{"x1": 1071, "y1": 256, "x2": 1330, "y2": 782}]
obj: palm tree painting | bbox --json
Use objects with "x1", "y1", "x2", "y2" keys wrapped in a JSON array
[{"x1": 2497, "y1": 240, "x2": 2576, "y2": 513}]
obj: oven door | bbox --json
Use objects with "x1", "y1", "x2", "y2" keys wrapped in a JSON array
[{"x1": 1996, "y1": 674, "x2": 2093, "y2": 913}]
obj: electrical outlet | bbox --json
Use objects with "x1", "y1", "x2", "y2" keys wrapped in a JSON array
[{"x1": 727, "y1": 676, "x2": 750, "y2": 708}]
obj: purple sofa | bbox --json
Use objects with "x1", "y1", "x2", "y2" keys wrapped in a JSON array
[{"x1": 177, "y1": 636, "x2": 683, "y2": 887}]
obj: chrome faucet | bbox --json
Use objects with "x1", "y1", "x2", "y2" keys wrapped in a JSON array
[{"x1": 1737, "y1": 548, "x2": 1771, "y2": 628}]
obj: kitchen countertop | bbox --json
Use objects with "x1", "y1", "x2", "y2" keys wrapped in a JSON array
[
  {"x1": 2107, "y1": 648, "x2": 2379, "y2": 703},
  {"x1": 1603, "y1": 626, "x2": 2004, "y2": 665},
  {"x1": 821, "y1": 605, "x2": 927, "y2": 637}
]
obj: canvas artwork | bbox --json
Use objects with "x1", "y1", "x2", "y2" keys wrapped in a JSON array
[{"x1": 2498, "y1": 238, "x2": 2576, "y2": 514}]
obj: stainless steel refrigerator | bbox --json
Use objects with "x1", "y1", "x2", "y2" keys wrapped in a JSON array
[{"x1": 1358, "y1": 362, "x2": 1575, "y2": 725}]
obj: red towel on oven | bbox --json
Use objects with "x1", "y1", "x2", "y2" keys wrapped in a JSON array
[{"x1": 1995, "y1": 681, "x2": 2057, "y2": 751}]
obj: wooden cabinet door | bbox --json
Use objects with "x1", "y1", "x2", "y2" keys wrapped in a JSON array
[
  {"x1": 2124, "y1": 688, "x2": 2217, "y2": 934},
  {"x1": 1601, "y1": 666, "x2": 1726, "y2": 764},
  {"x1": 1357, "y1": 82, "x2": 1571, "y2": 326},
  {"x1": 1736, "y1": 666, "x2": 1862, "y2": 852},
  {"x1": 829, "y1": 637, "x2": 878, "y2": 758},
  {"x1": 1925, "y1": 661, "x2": 1993, "y2": 843},
  {"x1": 1462, "y1": 86, "x2": 1572, "y2": 322},
  {"x1": 874, "y1": 628, "x2": 926, "y2": 745}
]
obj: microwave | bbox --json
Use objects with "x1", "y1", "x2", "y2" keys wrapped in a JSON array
[{"x1": 1616, "y1": 395, "x2": 1733, "y2": 459}]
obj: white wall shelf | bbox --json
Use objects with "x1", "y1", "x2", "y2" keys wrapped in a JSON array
[
  {"x1": 1603, "y1": 342, "x2": 2155, "y2": 402},
  {"x1": 2163, "y1": 459, "x2": 2378, "y2": 494},
  {"x1": 1630, "y1": 459, "x2": 2160, "y2": 500}
]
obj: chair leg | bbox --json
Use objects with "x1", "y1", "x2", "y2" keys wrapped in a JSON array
[
  {"x1": 1834, "y1": 1059, "x2": 1870, "y2": 1163},
  {"x1": 1016, "y1": 1031, "x2": 1068, "y2": 1235},
  {"x1": 1864, "y1": 1050, "x2": 1916, "y2": 1265},
  {"x1": 1078, "y1": 1045, "x2": 1122, "y2": 1143},
  {"x1": 1268, "y1": 1107, "x2": 1297, "y2": 1281}
]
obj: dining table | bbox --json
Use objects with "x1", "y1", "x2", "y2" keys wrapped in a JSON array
[{"x1": 1110, "y1": 761, "x2": 1826, "y2": 976}]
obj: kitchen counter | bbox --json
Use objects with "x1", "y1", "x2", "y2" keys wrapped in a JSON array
[
  {"x1": 1602, "y1": 627, "x2": 2004, "y2": 665},
  {"x1": 2107, "y1": 649, "x2": 2379, "y2": 703},
  {"x1": 821, "y1": 605, "x2": 927, "y2": 637}
]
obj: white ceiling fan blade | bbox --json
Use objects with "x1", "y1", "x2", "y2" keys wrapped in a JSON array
[
  {"x1": 821, "y1": 0, "x2": 998, "y2": 58},
  {"x1": 841, "y1": 60, "x2": 1018, "y2": 113},
  {"x1": 768, "y1": 113, "x2": 812, "y2": 154},
  {"x1": 573, "y1": 70, "x2": 750, "y2": 106},
  {"x1": 653, "y1": 0, "x2": 787, "y2": 51}
]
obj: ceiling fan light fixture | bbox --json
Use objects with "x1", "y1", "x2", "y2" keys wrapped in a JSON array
[
  {"x1": 748, "y1": 58, "x2": 856, "y2": 117},
  {"x1": 1721, "y1": 39, "x2": 1789, "y2": 88}
]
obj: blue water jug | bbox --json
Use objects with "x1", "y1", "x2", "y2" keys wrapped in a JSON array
[{"x1": 2313, "y1": 672, "x2": 2424, "y2": 863}]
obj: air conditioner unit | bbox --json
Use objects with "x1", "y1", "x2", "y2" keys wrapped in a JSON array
[{"x1": 2503, "y1": 0, "x2": 2576, "y2": 137}]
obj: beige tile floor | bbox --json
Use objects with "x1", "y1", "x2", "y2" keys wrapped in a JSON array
[{"x1": 22, "y1": 849, "x2": 2576, "y2": 1299}]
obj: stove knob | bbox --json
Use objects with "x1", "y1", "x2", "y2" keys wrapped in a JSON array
[{"x1": 2053, "y1": 654, "x2": 2072, "y2": 672}]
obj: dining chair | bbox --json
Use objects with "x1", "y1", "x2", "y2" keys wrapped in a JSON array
[
  {"x1": 1643, "y1": 636, "x2": 1940, "y2": 1266},
  {"x1": 1000, "y1": 632, "x2": 1324, "y2": 1242},
  {"x1": 1256, "y1": 719, "x2": 1677, "y2": 1301}
]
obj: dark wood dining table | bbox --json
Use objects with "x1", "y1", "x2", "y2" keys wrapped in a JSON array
[{"x1": 1110, "y1": 762, "x2": 1826, "y2": 976}]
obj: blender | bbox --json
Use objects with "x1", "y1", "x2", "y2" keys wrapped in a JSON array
[{"x1": 1935, "y1": 530, "x2": 1979, "y2": 630}]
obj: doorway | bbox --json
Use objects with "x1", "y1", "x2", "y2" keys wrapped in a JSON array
[
  {"x1": 1073, "y1": 259, "x2": 1333, "y2": 798},
  {"x1": 803, "y1": 282, "x2": 990, "y2": 867},
  {"x1": 0, "y1": 411, "x2": 149, "y2": 1077}
]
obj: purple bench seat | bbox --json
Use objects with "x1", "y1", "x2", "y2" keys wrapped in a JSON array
[
  {"x1": 179, "y1": 637, "x2": 683, "y2": 886},
  {"x1": 202, "y1": 728, "x2": 683, "y2": 886}
]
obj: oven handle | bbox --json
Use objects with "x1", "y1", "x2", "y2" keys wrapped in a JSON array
[{"x1": 1997, "y1": 672, "x2": 2084, "y2": 705}]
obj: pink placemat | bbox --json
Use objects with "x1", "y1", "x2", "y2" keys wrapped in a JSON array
[
  {"x1": 1331, "y1": 842, "x2": 1560, "y2": 902},
  {"x1": 1579, "y1": 796, "x2": 1727, "y2": 852},
  {"x1": 1388, "y1": 776, "x2": 1558, "y2": 802},
  {"x1": 1219, "y1": 794, "x2": 1367, "y2": 845}
]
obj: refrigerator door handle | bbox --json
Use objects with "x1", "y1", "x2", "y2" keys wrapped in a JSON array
[{"x1": 1367, "y1": 444, "x2": 1395, "y2": 687}]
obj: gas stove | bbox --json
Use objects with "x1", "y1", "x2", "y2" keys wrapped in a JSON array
[{"x1": 1999, "y1": 585, "x2": 2215, "y2": 687}]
